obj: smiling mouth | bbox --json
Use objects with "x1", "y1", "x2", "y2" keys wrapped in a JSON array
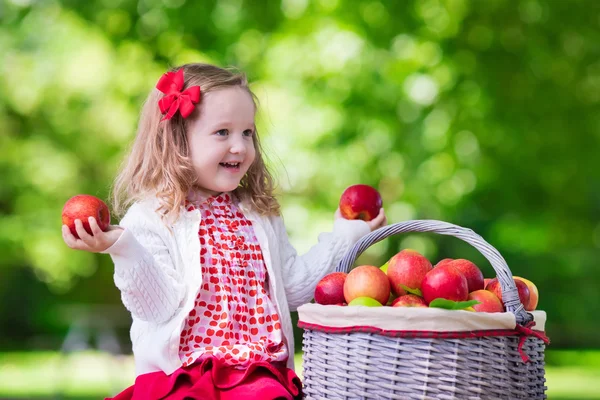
[{"x1": 220, "y1": 162, "x2": 241, "y2": 169}]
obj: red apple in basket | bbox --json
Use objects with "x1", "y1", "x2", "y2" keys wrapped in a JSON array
[
  {"x1": 513, "y1": 276, "x2": 539, "y2": 311},
  {"x1": 485, "y1": 278, "x2": 530, "y2": 309},
  {"x1": 484, "y1": 278, "x2": 492, "y2": 288},
  {"x1": 467, "y1": 290, "x2": 504, "y2": 313},
  {"x1": 339, "y1": 184, "x2": 382, "y2": 221},
  {"x1": 314, "y1": 272, "x2": 347, "y2": 305},
  {"x1": 343, "y1": 265, "x2": 390, "y2": 305},
  {"x1": 447, "y1": 259, "x2": 485, "y2": 292},
  {"x1": 62, "y1": 194, "x2": 111, "y2": 239},
  {"x1": 386, "y1": 249, "x2": 433, "y2": 296},
  {"x1": 434, "y1": 258, "x2": 454, "y2": 268},
  {"x1": 421, "y1": 264, "x2": 469, "y2": 304},
  {"x1": 391, "y1": 294, "x2": 428, "y2": 308}
]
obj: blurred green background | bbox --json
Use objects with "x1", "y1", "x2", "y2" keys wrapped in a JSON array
[{"x1": 1, "y1": 0, "x2": 599, "y2": 398}]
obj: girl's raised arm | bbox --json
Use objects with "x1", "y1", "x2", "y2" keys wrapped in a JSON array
[{"x1": 272, "y1": 212, "x2": 377, "y2": 310}]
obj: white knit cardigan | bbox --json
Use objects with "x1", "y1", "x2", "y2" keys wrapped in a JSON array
[{"x1": 103, "y1": 197, "x2": 370, "y2": 376}]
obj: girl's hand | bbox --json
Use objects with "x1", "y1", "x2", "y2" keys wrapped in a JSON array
[
  {"x1": 364, "y1": 208, "x2": 387, "y2": 231},
  {"x1": 62, "y1": 217, "x2": 123, "y2": 253},
  {"x1": 334, "y1": 207, "x2": 387, "y2": 232}
]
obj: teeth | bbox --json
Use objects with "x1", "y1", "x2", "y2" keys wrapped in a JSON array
[{"x1": 221, "y1": 162, "x2": 240, "y2": 167}]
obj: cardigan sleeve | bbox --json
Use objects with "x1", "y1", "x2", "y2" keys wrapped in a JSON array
[
  {"x1": 102, "y1": 204, "x2": 185, "y2": 324},
  {"x1": 272, "y1": 215, "x2": 370, "y2": 311}
]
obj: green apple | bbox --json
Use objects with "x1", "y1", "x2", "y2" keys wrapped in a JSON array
[
  {"x1": 380, "y1": 261, "x2": 389, "y2": 274},
  {"x1": 348, "y1": 296, "x2": 382, "y2": 307}
]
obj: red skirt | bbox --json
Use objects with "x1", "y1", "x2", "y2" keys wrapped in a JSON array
[{"x1": 106, "y1": 357, "x2": 302, "y2": 400}]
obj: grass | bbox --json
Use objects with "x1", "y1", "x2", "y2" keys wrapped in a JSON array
[
  {"x1": 0, "y1": 351, "x2": 134, "y2": 398},
  {"x1": 0, "y1": 350, "x2": 598, "y2": 399}
]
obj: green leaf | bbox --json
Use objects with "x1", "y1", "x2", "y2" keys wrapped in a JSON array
[
  {"x1": 400, "y1": 285, "x2": 423, "y2": 297},
  {"x1": 428, "y1": 298, "x2": 481, "y2": 310}
]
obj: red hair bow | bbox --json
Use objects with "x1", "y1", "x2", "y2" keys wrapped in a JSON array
[{"x1": 156, "y1": 69, "x2": 201, "y2": 121}]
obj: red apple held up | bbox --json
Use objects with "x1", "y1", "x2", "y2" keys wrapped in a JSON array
[
  {"x1": 391, "y1": 294, "x2": 428, "y2": 308},
  {"x1": 62, "y1": 195, "x2": 111, "y2": 239},
  {"x1": 485, "y1": 278, "x2": 530, "y2": 309},
  {"x1": 343, "y1": 265, "x2": 390, "y2": 305},
  {"x1": 386, "y1": 249, "x2": 433, "y2": 296},
  {"x1": 434, "y1": 258, "x2": 454, "y2": 268},
  {"x1": 314, "y1": 272, "x2": 348, "y2": 305},
  {"x1": 421, "y1": 264, "x2": 469, "y2": 304},
  {"x1": 467, "y1": 290, "x2": 505, "y2": 313},
  {"x1": 513, "y1": 276, "x2": 539, "y2": 311},
  {"x1": 339, "y1": 184, "x2": 383, "y2": 222},
  {"x1": 447, "y1": 259, "x2": 485, "y2": 292}
]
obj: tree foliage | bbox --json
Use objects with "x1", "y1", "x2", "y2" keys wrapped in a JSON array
[{"x1": 1, "y1": 0, "x2": 599, "y2": 349}]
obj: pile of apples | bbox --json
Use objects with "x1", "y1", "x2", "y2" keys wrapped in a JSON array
[{"x1": 314, "y1": 249, "x2": 539, "y2": 313}]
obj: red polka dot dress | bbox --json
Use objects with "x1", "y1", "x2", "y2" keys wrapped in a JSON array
[{"x1": 179, "y1": 192, "x2": 288, "y2": 369}]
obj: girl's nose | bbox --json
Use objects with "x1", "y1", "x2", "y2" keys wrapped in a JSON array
[{"x1": 229, "y1": 135, "x2": 247, "y2": 154}]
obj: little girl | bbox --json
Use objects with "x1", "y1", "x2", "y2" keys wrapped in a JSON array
[{"x1": 62, "y1": 63, "x2": 386, "y2": 399}]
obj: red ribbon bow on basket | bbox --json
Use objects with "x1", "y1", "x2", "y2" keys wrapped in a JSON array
[
  {"x1": 156, "y1": 69, "x2": 201, "y2": 121},
  {"x1": 515, "y1": 321, "x2": 550, "y2": 363}
]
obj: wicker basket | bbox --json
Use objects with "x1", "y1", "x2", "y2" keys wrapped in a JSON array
[{"x1": 298, "y1": 220, "x2": 550, "y2": 400}]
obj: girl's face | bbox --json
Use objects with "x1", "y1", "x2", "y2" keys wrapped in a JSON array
[{"x1": 186, "y1": 86, "x2": 256, "y2": 197}]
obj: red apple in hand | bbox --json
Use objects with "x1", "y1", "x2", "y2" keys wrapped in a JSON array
[
  {"x1": 421, "y1": 264, "x2": 469, "y2": 304},
  {"x1": 391, "y1": 294, "x2": 428, "y2": 308},
  {"x1": 447, "y1": 259, "x2": 485, "y2": 292},
  {"x1": 314, "y1": 272, "x2": 348, "y2": 305},
  {"x1": 467, "y1": 290, "x2": 504, "y2": 313},
  {"x1": 485, "y1": 278, "x2": 530, "y2": 309},
  {"x1": 387, "y1": 249, "x2": 433, "y2": 296},
  {"x1": 62, "y1": 195, "x2": 110, "y2": 239},
  {"x1": 343, "y1": 265, "x2": 390, "y2": 305},
  {"x1": 339, "y1": 184, "x2": 382, "y2": 221}
]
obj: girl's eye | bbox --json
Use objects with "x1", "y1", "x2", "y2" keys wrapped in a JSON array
[
  {"x1": 216, "y1": 129, "x2": 229, "y2": 136},
  {"x1": 243, "y1": 129, "x2": 254, "y2": 137}
]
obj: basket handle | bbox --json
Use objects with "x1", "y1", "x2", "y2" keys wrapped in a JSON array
[{"x1": 335, "y1": 219, "x2": 533, "y2": 325}]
